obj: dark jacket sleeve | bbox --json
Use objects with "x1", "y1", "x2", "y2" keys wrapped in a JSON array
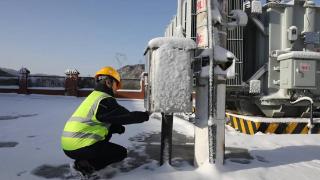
[
  {"x1": 96, "y1": 97, "x2": 149, "y2": 125},
  {"x1": 109, "y1": 124, "x2": 125, "y2": 134}
]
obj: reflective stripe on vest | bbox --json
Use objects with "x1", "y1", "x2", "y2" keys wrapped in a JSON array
[
  {"x1": 61, "y1": 91, "x2": 111, "y2": 151},
  {"x1": 68, "y1": 116, "x2": 111, "y2": 128},
  {"x1": 62, "y1": 131, "x2": 104, "y2": 141}
]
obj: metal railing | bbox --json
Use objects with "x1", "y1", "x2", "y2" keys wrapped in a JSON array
[
  {"x1": 78, "y1": 77, "x2": 142, "y2": 90},
  {"x1": 78, "y1": 77, "x2": 95, "y2": 89},
  {"x1": 0, "y1": 73, "x2": 144, "y2": 98},
  {"x1": 28, "y1": 76, "x2": 65, "y2": 88},
  {"x1": 0, "y1": 76, "x2": 142, "y2": 90},
  {"x1": 0, "y1": 76, "x2": 19, "y2": 86}
]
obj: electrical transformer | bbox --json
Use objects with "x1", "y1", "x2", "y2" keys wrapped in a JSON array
[
  {"x1": 157, "y1": 0, "x2": 320, "y2": 117},
  {"x1": 226, "y1": 0, "x2": 320, "y2": 117}
]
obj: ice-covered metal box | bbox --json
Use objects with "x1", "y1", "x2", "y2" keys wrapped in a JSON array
[{"x1": 144, "y1": 37, "x2": 196, "y2": 113}]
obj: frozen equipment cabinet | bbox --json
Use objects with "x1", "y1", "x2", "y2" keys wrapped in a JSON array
[
  {"x1": 278, "y1": 51, "x2": 320, "y2": 89},
  {"x1": 144, "y1": 37, "x2": 196, "y2": 113}
]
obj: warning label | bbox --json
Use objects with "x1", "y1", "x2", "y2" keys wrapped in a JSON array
[{"x1": 299, "y1": 63, "x2": 311, "y2": 72}]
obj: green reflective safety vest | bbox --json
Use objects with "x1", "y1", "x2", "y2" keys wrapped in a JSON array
[{"x1": 61, "y1": 91, "x2": 111, "y2": 151}]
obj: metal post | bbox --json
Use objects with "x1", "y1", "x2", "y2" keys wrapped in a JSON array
[
  {"x1": 208, "y1": 55, "x2": 217, "y2": 164},
  {"x1": 309, "y1": 103, "x2": 315, "y2": 134},
  {"x1": 207, "y1": 0, "x2": 216, "y2": 164},
  {"x1": 207, "y1": 0, "x2": 227, "y2": 165},
  {"x1": 214, "y1": 76, "x2": 226, "y2": 164},
  {"x1": 160, "y1": 113, "x2": 173, "y2": 165},
  {"x1": 208, "y1": 74, "x2": 226, "y2": 165},
  {"x1": 194, "y1": 77, "x2": 209, "y2": 167},
  {"x1": 18, "y1": 68, "x2": 30, "y2": 94}
]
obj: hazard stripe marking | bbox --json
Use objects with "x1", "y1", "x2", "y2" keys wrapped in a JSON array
[
  {"x1": 275, "y1": 123, "x2": 287, "y2": 134},
  {"x1": 242, "y1": 119, "x2": 250, "y2": 134},
  {"x1": 254, "y1": 122, "x2": 261, "y2": 130},
  {"x1": 286, "y1": 122, "x2": 298, "y2": 134},
  {"x1": 251, "y1": 121, "x2": 258, "y2": 134},
  {"x1": 266, "y1": 123, "x2": 279, "y2": 134},
  {"x1": 258, "y1": 123, "x2": 268, "y2": 133},
  {"x1": 292, "y1": 123, "x2": 307, "y2": 134},
  {"x1": 239, "y1": 118, "x2": 246, "y2": 134},
  {"x1": 301, "y1": 125, "x2": 309, "y2": 134},
  {"x1": 233, "y1": 117, "x2": 239, "y2": 130},
  {"x1": 229, "y1": 116, "x2": 234, "y2": 127},
  {"x1": 226, "y1": 114, "x2": 320, "y2": 134},
  {"x1": 247, "y1": 121, "x2": 255, "y2": 135},
  {"x1": 236, "y1": 117, "x2": 242, "y2": 131}
]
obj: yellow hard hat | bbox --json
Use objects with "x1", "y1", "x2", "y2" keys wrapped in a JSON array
[{"x1": 95, "y1": 66, "x2": 121, "y2": 88}]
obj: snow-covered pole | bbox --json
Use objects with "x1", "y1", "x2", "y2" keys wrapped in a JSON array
[
  {"x1": 207, "y1": 0, "x2": 216, "y2": 164},
  {"x1": 207, "y1": 0, "x2": 246, "y2": 165},
  {"x1": 211, "y1": 74, "x2": 226, "y2": 165},
  {"x1": 160, "y1": 113, "x2": 173, "y2": 165},
  {"x1": 193, "y1": 0, "x2": 246, "y2": 166},
  {"x1": 207, "y1": 0, "x2": 227, "y2": 165}
]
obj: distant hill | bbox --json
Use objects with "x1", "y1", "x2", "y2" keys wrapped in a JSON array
[
  {"x1": 118, "y1": 64, "x2": 145, "y2": 79},
  {"x1": 0, "y1": 67, "x2": 18, "y2": 77}
]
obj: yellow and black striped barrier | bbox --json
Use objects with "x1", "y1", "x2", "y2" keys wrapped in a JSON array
[{"x1": 226, "y1": 113, "x2": 320, "y2": 135}]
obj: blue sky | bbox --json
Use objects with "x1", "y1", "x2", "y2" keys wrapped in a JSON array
[
  {"x1": 0, "y1": 0, "x2": 319, "y2": 76},
  {"x1": 0, "y1": 0, "x2": 176, "y2": 76}
]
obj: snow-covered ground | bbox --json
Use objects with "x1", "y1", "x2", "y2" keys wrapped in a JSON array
[{"x1": 1, "y1": 93, "x2": 320, "y2": 180}]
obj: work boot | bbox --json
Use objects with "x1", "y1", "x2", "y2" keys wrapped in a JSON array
[
  {"x1": 72, "y1": 160, "x2": 100, "y2": 180},
  {"x1": 68, "y1": 162, "x2": 85, "y2": 179}
]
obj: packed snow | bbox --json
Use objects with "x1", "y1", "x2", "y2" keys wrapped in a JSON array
[
  {"x1": 277, "y1": 51, "x2": 320, "y2": 61},
  {"x1": 0, "y1": 93, "x2": 320, "y2": 180},
  {"x1": 147, "y1": 37, "x2": 196, "y2": 50}
]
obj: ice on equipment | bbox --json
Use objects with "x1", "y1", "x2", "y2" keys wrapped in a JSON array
[{"x1": 144, "y1": 37, "x2": 196, "y2": 113}]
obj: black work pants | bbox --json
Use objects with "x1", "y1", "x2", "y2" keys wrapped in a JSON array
[{"x1": 64, "y1": 140, "x2": 127, "y2": 171}]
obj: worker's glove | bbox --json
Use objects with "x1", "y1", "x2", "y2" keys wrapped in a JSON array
[
  {"x1": 105, "y1": 133, "x2": 112, "y2": 141},
  {"x1": 109, "y1": 124, "x2": 125, "y2": 134},
  {"x1": 146, "y1": 111, "x2": 152, "y2": 116},
  {"x1": 131, "y1": 111, "x2": 149, "y2": 122}
]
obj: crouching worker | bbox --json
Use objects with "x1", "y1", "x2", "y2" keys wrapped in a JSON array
[{"x1": 61, "y1": 66, "x2": 149, "y2": 178}]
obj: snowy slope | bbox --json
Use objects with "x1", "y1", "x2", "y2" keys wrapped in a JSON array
[{"x1": 0, "y1": 93, "x2": 320, "y2": 180}]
